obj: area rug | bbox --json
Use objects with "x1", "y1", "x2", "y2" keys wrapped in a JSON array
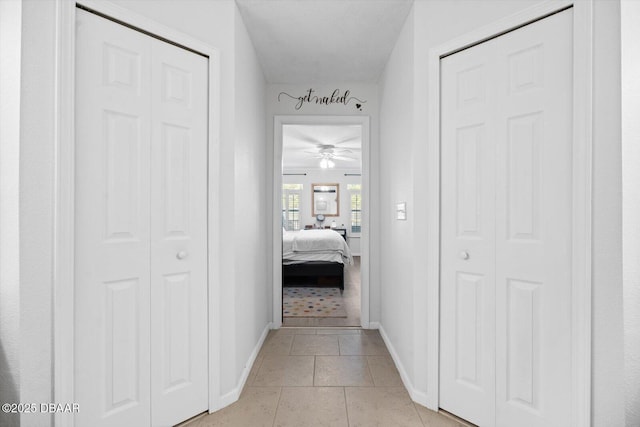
[{"x1": 283, "y1": 287, "x2": 347, "y2": 318}]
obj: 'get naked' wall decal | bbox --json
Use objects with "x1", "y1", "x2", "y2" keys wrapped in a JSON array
[{"x1": 278, "y1": 88, "x2": 367, "y2": 111}]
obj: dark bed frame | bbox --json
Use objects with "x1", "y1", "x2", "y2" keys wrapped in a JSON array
[{"x1": 282, "y1": 261, "x2": 344, "y2": 291}]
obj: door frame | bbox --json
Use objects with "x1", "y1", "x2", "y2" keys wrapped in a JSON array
[
  {"x1": 53, "y1": 1, "x2": 222, "y2": 425},
  {"x1": 272, "y1": 115, "x2": 371, "y2": 328},
  {"x1": 425, "y1": 1, "x2": 593, "y2": 425}
]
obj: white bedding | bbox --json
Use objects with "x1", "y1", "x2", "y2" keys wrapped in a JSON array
[{"x1": 283, "y1": 229, "x2": 353, "y2": 265}]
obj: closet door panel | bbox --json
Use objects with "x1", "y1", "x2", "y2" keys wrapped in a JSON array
[
  {"x1": 494, "y1": 10, "x2": 573, "y2": 427},
  {"x1": 440, "y1": 40, "x2": 497, "y2": 427},
  {"x1": 150, "y1": 38, "x2": 209, "y2": 427},
  {"x1": 75, "y1": 9, "x2": 152, "y2": 427}
]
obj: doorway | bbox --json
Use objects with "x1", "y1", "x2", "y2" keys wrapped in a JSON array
[
  {"x1": 438, "y1": 9, "x2": 573, "y2": 427},
  {"x1": 281, "y1": 124, "x2": 362, "y2": 326},
  {"x1": 273, "y1": 116, "x2": 371, "y2": 328}
]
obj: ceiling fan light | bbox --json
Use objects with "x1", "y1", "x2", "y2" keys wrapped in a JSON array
[{"x1": 319, "y1": 158, "x2": 335, "y2": 169}]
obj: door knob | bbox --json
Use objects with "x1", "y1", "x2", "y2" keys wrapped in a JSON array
[
  {"x1": 176, "y1": 251, "x2": 188, "y2": 260},
  {"x1": 459, "y1": 251, "x2": 470, "y2": 260}
]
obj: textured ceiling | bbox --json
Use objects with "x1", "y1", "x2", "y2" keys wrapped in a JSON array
[
  {"x1": 282, "y1": 124, "x2": 362, "y2": 170},
  {"x1": 235, "y1": 0, "x2": 413, "y2": 84}
]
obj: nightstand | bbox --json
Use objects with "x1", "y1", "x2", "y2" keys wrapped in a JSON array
[{"x1": 332, "y1": 228, "x2": 347, "y2": 241}]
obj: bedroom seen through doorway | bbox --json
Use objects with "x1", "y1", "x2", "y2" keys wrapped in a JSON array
[{"x1": 281, "y1": 124, "x2": 362, "y2": 326}]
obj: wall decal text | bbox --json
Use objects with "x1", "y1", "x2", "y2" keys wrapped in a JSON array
[{"x1": 278, "y1": 88, "x2": 366, "y2": 111}]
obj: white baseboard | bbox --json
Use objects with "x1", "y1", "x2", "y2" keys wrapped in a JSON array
[
  {"x1": 378, "y1": 324, "x2": 430, "y2": 408},
  {"x1": 216, "y1": 322, "x2": 271, "y2": 410},
  {"x1": 368, "y1": 321, "x2": 380, "y2": 329}
]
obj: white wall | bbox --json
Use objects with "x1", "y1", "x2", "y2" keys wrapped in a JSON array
[
  {"x1": 18, "y1": 0, "x2": 58, "y2": 424},
  {"x1": 378, "y1": 3, "x2": 416, "y2": 386},
  {"x1": 267, "y1": 83, "x2": 380, "y2": 321},
  {"x1": 379, "y1": 1, "x2": 625, "y2": 424},
  {"x1": 232, "y1": 5, "x2": 270, "y2": 400},
  {"x1": 0, "y1": 1, "x2": 22, "y2": 426},
  {"x1": 590, "y1": 1, "x2": 625, "y2": 425},
  {"x1": 621, "y1": 1, "x2": 640, "y2": 425}
]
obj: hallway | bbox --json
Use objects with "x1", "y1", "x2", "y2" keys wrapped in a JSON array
[
  {"x1": 3, "y1": 2, "x2": 628, "y2": 426},
  {"x1": 184, "y1": 328, "x2": 470, "y2": 427}
]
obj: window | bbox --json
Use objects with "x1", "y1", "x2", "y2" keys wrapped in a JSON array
[
  {"x1": 348, "y1": 184, "x2": 362, "y2": 234},
  {"x1": 282, "y1": 184, "x2": 303, "y2": 231}
]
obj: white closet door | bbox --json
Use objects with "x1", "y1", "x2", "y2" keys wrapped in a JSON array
[
  {"x1": 493, "y1": 10, "x2": 572, "y2": 427},
  {"x1": 440, "y1": 35, "x2": 497, "y2": 427},
  {"x1": 75, "y1": 9, "x2": 152, "y2": 427},
  {"x1": 75, "y1": 9, "x2": 208, "y2": 427},
  {"x1": 149, "y1": 35, "x2": 208, "y2": 427},
  {"x1": 440, "y1": 9, "x2": 573, "y2": 427}
]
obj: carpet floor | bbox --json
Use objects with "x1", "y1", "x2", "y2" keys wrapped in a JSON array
[{"x1": 282, "y1": 287, "x2": 347, "y2": 318}]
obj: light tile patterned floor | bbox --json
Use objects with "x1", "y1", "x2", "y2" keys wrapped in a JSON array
[{"x1": 183, "y1": 328, "x2": 472, "y2": 427}]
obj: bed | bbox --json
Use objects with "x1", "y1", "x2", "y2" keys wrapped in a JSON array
[{"x1": 282, "y1": 229, "x2": 353, "y2": 290}]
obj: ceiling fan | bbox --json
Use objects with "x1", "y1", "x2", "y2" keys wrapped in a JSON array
[
  {"x1": 283, "y1": 125, "x2": 362, "y2": 168},
  {"x1": 305, "y1": 144, "x2": 357, "y2": 168}
]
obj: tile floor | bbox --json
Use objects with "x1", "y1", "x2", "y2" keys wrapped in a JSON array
[{"x1": 186, "y1": 328, "x2": 471, "y2": 427}]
